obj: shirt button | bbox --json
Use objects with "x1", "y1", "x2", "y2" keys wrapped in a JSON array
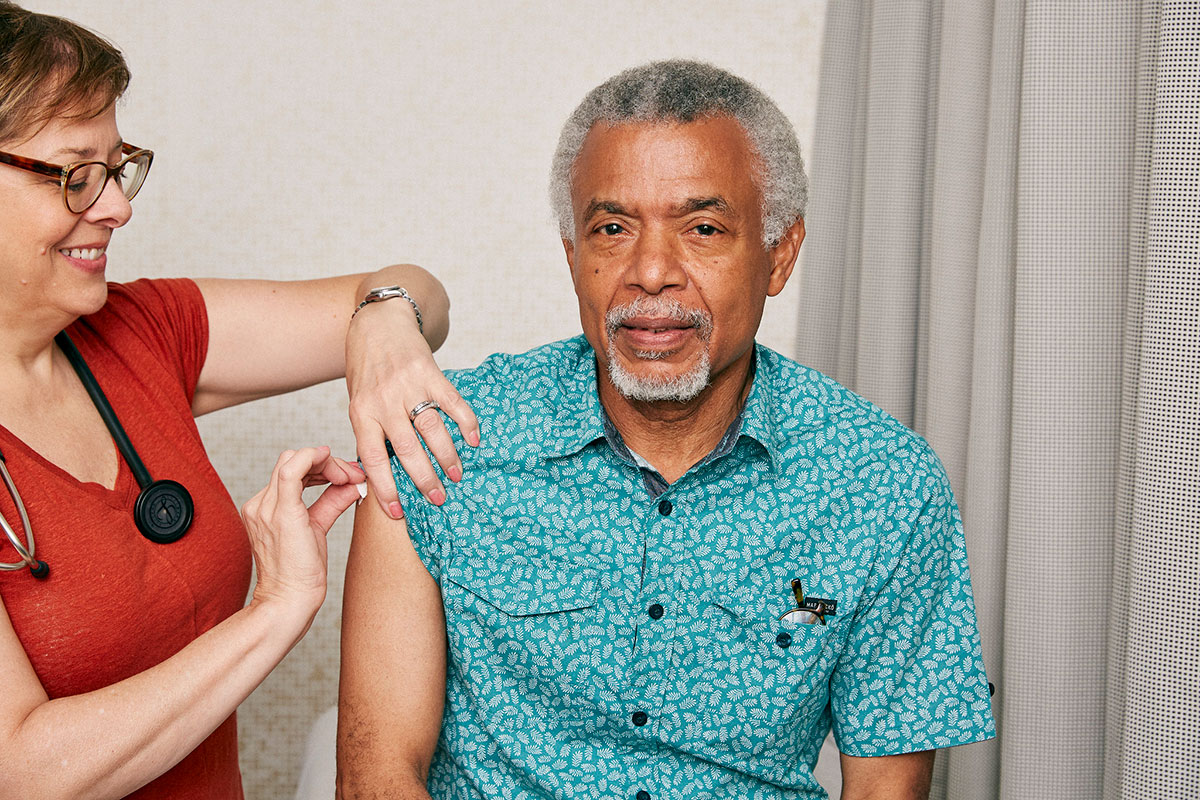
[
  {"x1": 631, "y1": 710, "x2": 649, "y2": 726},
  {"x1": 636, "y1": 792, "x2": 651, "y2": 800},
  {"x1": 776, "y1": 631, "x2": 793, "y2": 649},
  {"x1": 658, "y1": 499, "x2": 673, "y2": 516},
  {"x1": 647, "y1": 603, "x2": 664, "y2": 620}
]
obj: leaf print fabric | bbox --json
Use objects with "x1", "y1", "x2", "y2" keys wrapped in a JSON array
[{"x1": 390, "y1": 336, "x2": 996, "y2": 800}]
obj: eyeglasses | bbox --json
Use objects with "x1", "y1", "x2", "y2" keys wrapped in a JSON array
[
  {"x1": 0, "y1": 142, "x2": 153, "y2": 214},
  {"x1": 779, "y1": 578, "x2": 838, "y2": 626}
]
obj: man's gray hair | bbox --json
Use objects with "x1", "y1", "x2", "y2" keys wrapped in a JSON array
[{"x1": 550, "y1": 59, "x2": 807, "y2": 248}]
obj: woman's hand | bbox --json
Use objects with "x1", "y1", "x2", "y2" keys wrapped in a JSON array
[
  {"x1": 346, "y1": 294, "x2": 479, "y2": 518},
  {"x1": 195, "y1": 265, "x2": 477, "y2": 521},
  {"x1": 0, "y1": 446, "x2": 365, "y2": 800},
  {"x1": 241, "y1": 447, "x2": 365, "y2": 622}
]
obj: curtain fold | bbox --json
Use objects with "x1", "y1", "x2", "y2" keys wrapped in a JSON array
[
  {"x1": 1103, "y1": 3, "x2": 1200, "y2": 796},
  {"x1": 797, "y1": 2, "x2": 1199, "y2": 798}
]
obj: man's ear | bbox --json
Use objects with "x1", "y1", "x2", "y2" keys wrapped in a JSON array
[
  {"x1": 766, "y1": 217, "x2": 805, "y2": 297},
  {"x1": 562, "y1": 237, "x2": 576, "y2": 277}
]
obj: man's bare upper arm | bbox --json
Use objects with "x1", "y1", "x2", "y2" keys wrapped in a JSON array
[
  {"x1": 838, "y1": 749, "x2": 935, "y2": 800},
  {"x1": 337, "y1": 497, "x2": 446, "y2": 798}
]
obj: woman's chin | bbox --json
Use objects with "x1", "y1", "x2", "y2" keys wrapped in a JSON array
[{"x1": 61, "y1": 280, "x2": 111, "y2": 321}]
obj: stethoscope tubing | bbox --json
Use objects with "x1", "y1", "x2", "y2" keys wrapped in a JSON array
[
  {"x1": 55, "y1": 332, "x2": 154, "y2": 489},
  {"x1": 0, "y1": 446, "x2": 42, "y2": 573}
]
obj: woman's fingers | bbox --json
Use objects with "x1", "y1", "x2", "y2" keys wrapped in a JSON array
[
  {"x1": 299, "y1": 455, "x2": 366, "y2": 533},
  {"x1": 416, "y1": 382, "x2": 480, "y2": 480},
  {"x1": 242, "y1": 446, "x2": 364, "y2": 608},
  {"x1": 381, "y1": 419, "x2": 446, "y2": 506},
  {"x1": 304, "y1": 454, "x2": 365, "y2": 489},
  {"x1": 273, "y1": 446, "x2": 329, "y2": 510},
  {"x1": 307, "y1": 482, "x2": 366, "y2": 534},
  {"x1": 353, "y1": 382, "x2": 480, "y2": 515},
  {"x1": 246, "y1": 447, "x2": 361, "y2": 528},
  {"x1": 353, "y1": 423, "x2": 406, "y2": 519},
  {"x1": 437, "y1": 384, "x2": 481, "y2": 449},
  {"x1": 248, "y1": 447, "x2": 298, "y2": 524}
]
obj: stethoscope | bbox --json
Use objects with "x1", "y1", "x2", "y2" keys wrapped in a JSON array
[{"x1": 0, "y1": 332, "x2": 194, "y2": 579}]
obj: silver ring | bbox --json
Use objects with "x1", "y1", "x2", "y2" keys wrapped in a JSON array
[{"x1": 408, "y1": 400, "x2": 441, "y2": 421}]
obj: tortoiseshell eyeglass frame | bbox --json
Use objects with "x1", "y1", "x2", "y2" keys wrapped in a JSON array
[{"x1": 0, "y1": 142, "x2": 154, "y2": 214}]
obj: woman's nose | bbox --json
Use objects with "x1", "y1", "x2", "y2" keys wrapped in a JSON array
[{"x1": 84, "y1": 175, "x2": 133, "y2": 228}]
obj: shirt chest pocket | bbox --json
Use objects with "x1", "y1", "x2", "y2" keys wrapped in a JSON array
[
  {"x1": 442, "y1": 549, "x2": 604, "y2": 713},
  {"x1": 678, "y1": 583, "x2": 835, "y2": 759}
]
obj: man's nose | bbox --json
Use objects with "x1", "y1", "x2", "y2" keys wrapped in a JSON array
[{"x1": 626, "y1": 229, "x2": 687, "y2": 294}]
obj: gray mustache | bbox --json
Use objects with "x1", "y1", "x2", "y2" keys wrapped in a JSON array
[{"x1": 604, "y1": 297, "x2": 714, "y2": 340}]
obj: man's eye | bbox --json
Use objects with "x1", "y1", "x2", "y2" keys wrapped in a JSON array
[
  {"x1": 693, "y1": 224, "x2": 719, "y2": 236},
  {"x1": 599, "y1": 223, "x2": 625, "y2": 235}
]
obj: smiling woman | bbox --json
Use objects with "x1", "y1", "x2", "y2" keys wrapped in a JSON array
[{"x1": 0, "y1": 3, "x2": 476, "y2": 799}]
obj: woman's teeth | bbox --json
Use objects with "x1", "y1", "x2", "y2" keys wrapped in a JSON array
[{"x1": 60, "y1": 247, "x2": 104, "y2": 260}]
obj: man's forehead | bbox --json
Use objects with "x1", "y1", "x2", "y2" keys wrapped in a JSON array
[{"x1": 570, "y1": 118, "x2": 760, "y2": 215}]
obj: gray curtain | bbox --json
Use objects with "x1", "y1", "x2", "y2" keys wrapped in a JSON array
[{"x1": 796, "y1": 2, "x2": 1199, "y2": 798}]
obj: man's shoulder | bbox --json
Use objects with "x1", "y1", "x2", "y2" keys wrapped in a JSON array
[
  {"x1": 446, "y1": 336, "x2": 589, "y2": 401},
  {"x1": 440, "y1": 336, "x2": 596, "y2": 455},
  {"x1": 756, "y1": 345, "x2": 943, "y2": 478}
]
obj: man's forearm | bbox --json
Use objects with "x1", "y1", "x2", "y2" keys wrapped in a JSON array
[{"x1": 336, "y1": 760, "x2": 432, "y2": 800}]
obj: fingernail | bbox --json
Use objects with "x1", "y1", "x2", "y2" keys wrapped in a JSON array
[
  {"x1": 388, "y1": 501, "x2": 405, "y2": 519},
  {"x1": 428, "y1": 488, "x2": 446, "y2": 506},
  {"x1": 468, "y1": 431, "x2": 480, "y2": 447},
  {"x1": 447, "y1": 464, "x2": 462, "y2": 482}
]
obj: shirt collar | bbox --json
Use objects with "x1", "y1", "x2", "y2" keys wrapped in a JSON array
[
  {"x1": 738, "y1": 344, "x2": 785, "y2": 467},
  {"x1": 536, "y1": 337, "x2": 804, "y2": 469},
  {"x1": 535, "y1": 337, "x2": 609, "y2": 459}
]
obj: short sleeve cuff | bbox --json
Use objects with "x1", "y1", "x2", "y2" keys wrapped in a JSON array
[{"x1": 388, "y1": 454, "x2": 444, "y2": 582}]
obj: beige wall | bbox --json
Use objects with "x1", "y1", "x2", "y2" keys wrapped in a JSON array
[{"x1": 34, "y1": 2, "x2": 827, "y2": 797}]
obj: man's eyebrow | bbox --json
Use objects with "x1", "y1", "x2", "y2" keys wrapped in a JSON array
[
  {"x1": 674, "y1": 196, "x2": 735, "y2": 216},
  {"x1": 581, "y1": 199, "x2": 629, "y2": 221}
]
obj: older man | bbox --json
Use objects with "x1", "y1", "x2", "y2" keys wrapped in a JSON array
[{"x1": 338, "y1": 61, "x2": 995, "y2": 800}]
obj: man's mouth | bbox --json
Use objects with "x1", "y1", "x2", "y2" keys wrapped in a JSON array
[
  {"x1": 605, "y1": 298, "x2": 713, "y2": 343},
  {"x1": 622, "y1": 318, "x2": 692, "y2": 334},
  {"x1": 620, "y1": 324, "x2": 693, "y2": 355}
]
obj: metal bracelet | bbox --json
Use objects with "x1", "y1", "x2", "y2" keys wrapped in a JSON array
[{"x1": 351, "y1": 285, "x2": 423, "y2": 333}]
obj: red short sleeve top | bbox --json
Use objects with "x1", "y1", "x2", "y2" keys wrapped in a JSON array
[{"x1": 0, "y1": 279, "x2": 252, "y2": 799}]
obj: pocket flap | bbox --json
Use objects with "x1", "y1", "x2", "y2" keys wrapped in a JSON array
[
  {"x1": 709, "y1": 582, "x2": 771, "y2": 622},
  {"x1": 445, "y1": 549, "x2": 599, "y2": 617}
]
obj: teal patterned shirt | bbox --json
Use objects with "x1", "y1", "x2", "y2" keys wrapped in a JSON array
[{"x1": 391, "y1": 336, "x2": 995, "y2": 800}]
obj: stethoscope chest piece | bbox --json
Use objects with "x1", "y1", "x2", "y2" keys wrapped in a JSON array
[{"x1": 134, "y1": 479, "x2": 194, "y2": 544}]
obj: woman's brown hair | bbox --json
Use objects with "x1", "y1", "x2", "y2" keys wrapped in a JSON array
[{"x1": 0, "y1": 1, "x2": 130, "y2": 145}]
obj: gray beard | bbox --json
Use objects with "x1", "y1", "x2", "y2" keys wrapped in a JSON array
[
  {"x1": 603, "y1": 296, "x2": 714, "y2": 403},
  {"x1": 606, "y1": 342, "x2": 711, "y2": 403}
]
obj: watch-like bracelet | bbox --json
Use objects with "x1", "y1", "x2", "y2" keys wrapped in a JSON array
[{"x1": 351, "y1": 285, "x2": 423, "y2": 333}]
